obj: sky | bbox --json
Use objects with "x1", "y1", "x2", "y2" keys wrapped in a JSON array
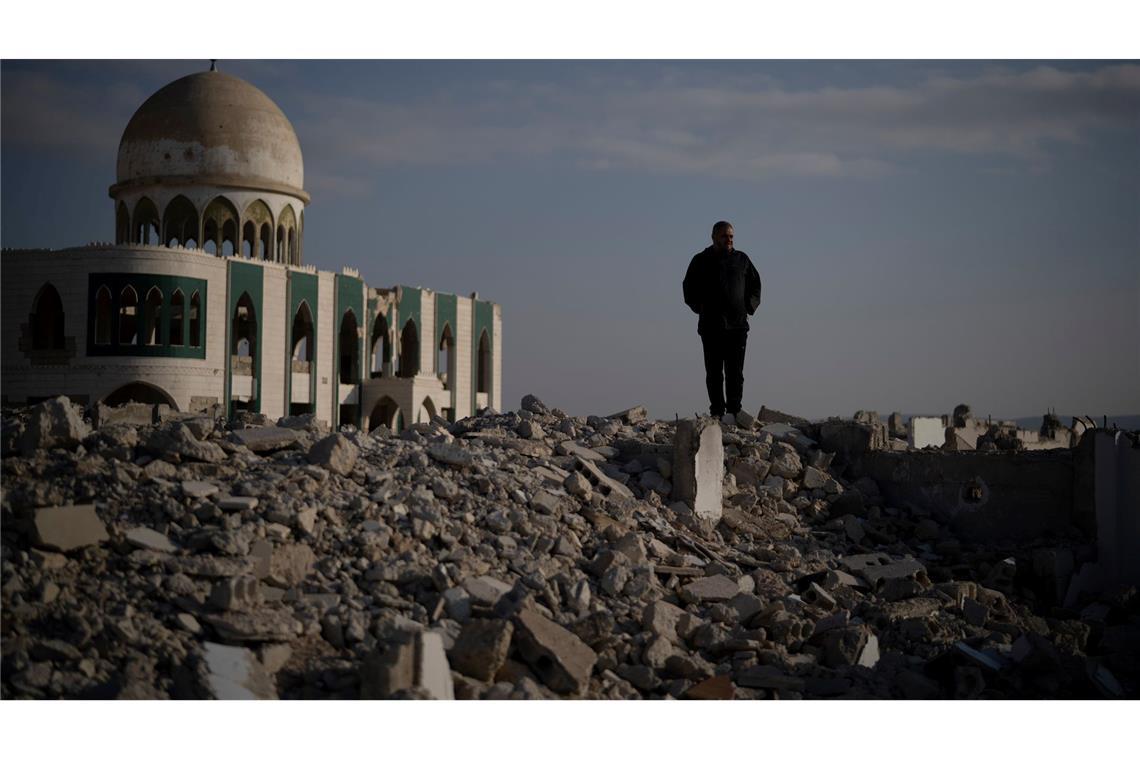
[{"x1": 2, "y1": 59, "x2": 1138, "y2": 421}]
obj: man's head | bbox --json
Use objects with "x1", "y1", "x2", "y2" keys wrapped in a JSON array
[{"x1": 711, "y1": 221, "x2": 734, "y2": 253}]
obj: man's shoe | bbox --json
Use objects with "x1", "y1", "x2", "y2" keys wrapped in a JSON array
[{"x1": 720, "y1": 413, "x2": 736, "y2": 427}]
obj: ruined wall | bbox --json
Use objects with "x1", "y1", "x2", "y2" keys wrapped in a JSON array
[{"x1": 863, "y1": 449, "x2": 1078, "y2": 543}]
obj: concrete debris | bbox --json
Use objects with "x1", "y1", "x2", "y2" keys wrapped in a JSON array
[
  {"x1": 19, "y1": 397, "x2": 91, "y2": 456},
  {"x1": 673, "y1": 417, "x2": 723, "y2": 521},
  {"x1": 201, "y1": 642, "x2": 277, "y2": 699},
  {"x1": 514, "y1": 608, "x2": 597, "y2": 694},
  {"x1": 1, "y1": 398, "x2": 1133, "y2": 700},
  {"x1": 125, "y1": 527, "x2": 178, "y2": 553},
  {"x1": 307, "y1": 433, "x2": 358, "y2": 476},
  {"x1": 230, "y1": 426, "x2": 300, "y2": 453},
  {"x1": 31, "y1": 505, "x2": 109, "y2": 552},
  {"x1": 449, "y1": 619, "x2": 513, "y2": 681}
]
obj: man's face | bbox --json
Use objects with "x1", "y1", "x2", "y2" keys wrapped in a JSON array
[{"x1": 712, "y1": 226, "x2": 734, "y2": 253}]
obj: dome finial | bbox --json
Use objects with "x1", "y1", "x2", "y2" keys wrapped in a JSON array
[{"x1": 209, "y1": 59, "x2": 217, "y2": 72}]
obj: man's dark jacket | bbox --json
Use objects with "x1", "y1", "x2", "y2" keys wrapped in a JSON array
[{"x1": 683, "y1": 246, "x2": 762, "y2": 334}]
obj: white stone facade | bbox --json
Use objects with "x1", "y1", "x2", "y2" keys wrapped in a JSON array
[{"x1": 1, "y1": 68, "x2": 500, "y2": 432}]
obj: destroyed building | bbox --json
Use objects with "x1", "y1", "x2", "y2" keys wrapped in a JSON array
[{"x1": 1, "y1": 67, "x2": 502, "y2": 430}]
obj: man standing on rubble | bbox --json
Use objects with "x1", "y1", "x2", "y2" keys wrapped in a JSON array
[{"x1": 682, "y1": 221, "x2": 763, "y2": 424}]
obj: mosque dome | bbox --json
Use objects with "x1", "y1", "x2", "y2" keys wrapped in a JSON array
[{"x1": 112, "y1": 70, "x2": 307, "y2": 202}]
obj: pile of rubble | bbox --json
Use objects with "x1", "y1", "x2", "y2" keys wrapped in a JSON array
[{"x1": 1, "y1": 395, "x2": 1135, "y2": 699}]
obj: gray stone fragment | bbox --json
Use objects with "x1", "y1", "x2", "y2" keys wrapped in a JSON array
[
  {"x1": 125, "y1": 527, "x2": 177, "y2": 553},
  {"x1": 672, "y1": 418, "x2": 723, "y2": 521},
  {"x1": 463, "y1": 575, "x2": 514, "y2": 606},
  {"x1": 307, "y1": 433, "x2": 358, "y2": 476},
  {"x1": 449, "y1": 619, "x2": 513, "y2": 681},
  {"x1": 182, "y1": 480, "x2": 219, "y2": 499},
  {"x1": 19, "y1": 397, "x2": 91, "y2": 455},
  {"x1": 360, "y1": 635, "x2": 416, "y2": 698},
  {"x1": 679, "y1": 575, "x2": 741, "y2": 604},
  {"x1": 219, "y1": 496, "x2": 258, "y2": 512},
  {"x1": 642, "y1": 600, "x2": 685, "y2": 643},
  {"x1": 31, "y1": 505, "x2": 109, "y2": 552},
  {"x1": 442, "y1": 587, "x2": 473, "y2": 622},
  {"x1": 417, "y1": 631, "x2": 455, "y2": 700},
  {"x1": 267, "y1": 544, "x2": 315, "y2": 588},
  {"x1": 144, "y1": 423, "x2": 226, "y2": 462},
  {"x1": 230, "y1": 426, "x2": 300, "y2": 453},
  {"x1": 521, "y1": 394, "x2": 549, "y2": 414},
  {"x1": 208, "y1": 575, "x2": 262, "y2": 611},
  {"x1": 205, "y1": 608, "x2": 300, "y2": 643},
  {"x1": 425, "y1": 442, "x2": 476, "y2": 468},
  {"x1": 201, "y1": 642, "x2": 277, "y2": 699},
  {"x1": 513, "y1": 608, "x2": 597, "y2": 695}
]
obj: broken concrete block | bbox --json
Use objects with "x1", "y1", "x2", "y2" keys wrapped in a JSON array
[
  {"x1": 181, "y1": 480, "x2": 219, "y2": 499},
  {"x1": 19, "y1": 397, "x2": 91, "y2": 456},
  {"x1": 575, "y1": 456, "x2": 634, "y2": 500},
  {"x1": 31, "y1": 505, "x2": 109, "y2": 552},
  {"x1": 513, "y1": 608, "x2": 597, "y2": 694},
  {"x1": 417, "y1": 631, "x2": 455, "y2": 700},
  {"x1": 679, "y1": 575, "x2": 741, "y2": 604},
  {"x1": 442, "y1": 587, "x2": 472, "y2": 622},
  {"x1": 803, "y1": 582, "x2": 836, "y2": 611},
  {"x1": 463, "y1": 575, "x2": 513, "y2": 606},
  {"x1": 208, "y1": 576, "x2": 262, "y2": 611},
  {"x1": 685, "y1": 674, "x2": 735, "y2": 700},
  {"x1": 230, "y1": 426, "x2": 300, "y2": 453},
  {"x1": 672, "y1": 418, "x2": 723, "y2": 521},
  {"x1": 839, "y1": 553, "x2": 928, "y2": 590},
  {"x1": 201, "y1": 642, "x2": 277, "y2": 699},
  {"x1": 125, "y1": 526, "x2": 177, "y2": 553},
  {"x1": 360, "y1": 634, "x2": 417, "y2": 698},
  {"x1": 642, "y1": 600, "x2": 686, "y2": 643},
  {"x1": 266, "y1": 543, "x2": 315, "y2": 588},
  {"x1": 449, "y1": 619, "x2": 513, "y2": 681},
  {"x1": 606, "y1": 405, "x2": 648, "y2": 424},
  {"x1": 308, "y1": 433, "x2": 358, "y2": 476}
]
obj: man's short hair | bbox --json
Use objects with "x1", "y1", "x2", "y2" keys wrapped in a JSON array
[{"x1": 711, "y1": 220, "x2": 733, "y2": 236}]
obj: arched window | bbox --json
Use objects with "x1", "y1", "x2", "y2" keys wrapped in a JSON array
[
  {"x1": 287, "y1": 228, "x2": 296, "y2": 265},
  {"x1": 276, "y1": 225, "x2": 285, "y2": 262},
  {"x1": 260, "y1": 223, "x2": 271, "y2": 260},
  {"x1": 477, "y1": 329, "x2": 491, "y2": 394},
  {"x1": 370, "y1": 314, "x2": 390, "y2": 377},
  {"x1": 115, "y1": 203, "x2": 130, "y2": 245},
  {"x1": 399, "y1": 319, "x2": 419, "y2": 378},
  {"x1": 203, "y1": 219, "x2": 218, "y2": 255},
  {"x1": 94, "y1": 285, "x2": 112, "y2": 345},
  {"x1": 132, "y1": 197, "x2": 160, "y2": 245},
  {"x1": 291, "y1": 301, "x2": 314, "y2": 364},
  {"x1": 231, "y1": 292, "x2": 257, "y2": 371},
  {"x1": 221, "y1": 219, "x2": 237, "y2": 256},
  {"x1": 144, "y1": 286, "x2": 163, "y2": 345},
  {"x1": 438, "y1": 322, "x2": 454, "y2": 389},
  {"x1": 119, "y1": 286, "x2": 138, "y2": 345},
  {"x1": 339, "y1": 309, "x2": 359, "y2": 384},
  {"x1": 241, "y1": 222, "x2": 255, "y2": 258},
  {"x1": 169, "y1": 289, "x2": 185, "y2": 346},
  {"x1": 31, "y1": 283, "x2": 65, "y2": 350},
  {"x1": 419, "y1": 397, "x2": 437, "y2": 424},
  {"x1": 189, "y1": 291, "x2": 201, "y2": 348},
  {"x1": 368, "y1": 396, "x2": 400, "y2": 433},
  {"x1": 162, "y1": 195, "x2": 199, "y2": 248}
]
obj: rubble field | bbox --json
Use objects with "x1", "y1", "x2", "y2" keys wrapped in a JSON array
[{"x1": 1, "y1": 395, "x2": 1135, "y2": 699}]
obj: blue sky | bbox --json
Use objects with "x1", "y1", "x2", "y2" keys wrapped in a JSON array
[{"x1": 2, "y1": 59, "x2": 1137, "y2": 420}]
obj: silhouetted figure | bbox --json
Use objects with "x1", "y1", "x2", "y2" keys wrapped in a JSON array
[{"x1": 683, "y1": 221, "x2": 762, "y2": 421}]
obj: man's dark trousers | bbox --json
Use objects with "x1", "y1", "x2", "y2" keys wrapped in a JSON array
[{"x1": 701, "y1": 328, "x2": 747, "y2": 417}]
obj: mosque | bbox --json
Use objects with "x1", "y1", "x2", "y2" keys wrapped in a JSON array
[{"x1": 1, "y1": 66, "x2": 502, "y2": 432}]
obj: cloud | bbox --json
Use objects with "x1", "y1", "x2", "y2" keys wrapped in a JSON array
[
  {"x1": 291, "y1": 62, "x2": 1140, "y2": 181},
  {"x1": 5, "y1": 62, "x2": 1138, "y2": 183}
]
